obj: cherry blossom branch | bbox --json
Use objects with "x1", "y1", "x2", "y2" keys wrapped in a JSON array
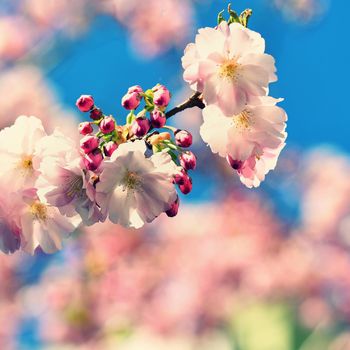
[{"x1": 165, "y1": 92, "x2": 205, "y2": 119}]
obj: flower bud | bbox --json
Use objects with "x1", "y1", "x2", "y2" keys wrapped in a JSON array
[
  {"x1": 83, "y1": 149, "x2": 103, "y2": 171},
  {"x1": 80, "y1": 135, "x2": 99, "y2": 154},
  {"x1": 103, "y1": 141, "x2": 118, "y2": 157},
  {"x1": 148, "y1": 132, "x2": 171, "y2": 146},
  {"x1": 173, "y1": 169, "x2": 187, "y2": 185},
  {"x1": 90, "y1": 108, "x2": 102, "y2": 120},
  {"x1": 166, "y1": 196, "x2": 180, "y2": 217},
  {"x1": 226, "y1": 155, "x2": 243, "y2": 170},
  {"x1": 179, "y1": 175, "x2": 192, "y2": 195},
  {"x1": 131, "y1": 117, "x2": 150, "y2": 137},
  {"x1": 128, "y1": 85, "x2": 143, "y2": 94},
  {"x1": 100, "y1": 116, "x2": 115, "y2": 134},
  {"x1": 150, "y1": 109, "x2": 166, "y2": 128},
  {"x1": 175, "y1": 129, "x2": 192, "y2": 148},
  {"x1": 180, "y1": 151, "x2": 197, "y2": 171},
  {"x1": 122, "y1": 92, "x2": 141, "y2": 110},
  {"x1": 76, "y1": 95, "x2": 94, "y2": 112},
  {"x1": 153, "y1": 85, "x2": 171, "y2": 108},
  {"x1": 78, "y1": 122, "x2": 93, "y2": 135}
]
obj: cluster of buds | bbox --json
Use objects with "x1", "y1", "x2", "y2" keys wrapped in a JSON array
[{"x1": 75, "y1": 83, "x2": 196, "y2": 219}]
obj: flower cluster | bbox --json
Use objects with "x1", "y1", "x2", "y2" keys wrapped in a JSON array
[
  {"x1": 182, "y1": 7, "x2": 287, "y2": 187},
  {"x1": 0, "y1": 83, "x2": 197, "y2": 254}
]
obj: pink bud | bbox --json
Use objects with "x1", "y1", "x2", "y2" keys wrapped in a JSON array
[
  {"x1": 173, "y1": 169, "x2": 187, "y2": 185},
  {"x1": 104, "y1": 141, "x2": 118, "y2": 157},
  {"x1": 90, "y1": 108, "x2": 102, "y2": 120},
  {"x1": 83, "y1": 149, "x2": 103, "y2": 171},
  {"x1": 166, "y1": 196, "x2": 180, "y2": 217},
  {"x1": 150, "y1": 109, "x2": 166, "y2": 128},
  {"x1": 226, "y1": 155, "x2": 243, "y2": 170},
  {"x1": 100, "y1": 116, "x2": 115, "y2": 134},
  {"x1": 122, "y1": 92, "x2": 141, "y2": 110},
  {"x1": 179, "y1": 175, "x2": 192, "y2": 195},
  {"x1": 76, "y1": 95, "x2": 94, "y2": 112},
  {"x1": 80, "y1": 135, "x2": 99, "y2": 154},
  {"x1": 128, "y1": 85, "x2": 143, "y2": 94},
  {"x1": 180, "y1": 151, "x2": 197, "y2": 171},
  {"x1": 131, "y1": 117, "x2": 150, "y2": 137},
  {"x1": 175, "y1": 129, "x2": 192, "y2": 148},
  {"x1": 78, "y1": 122, "x2": 93, "y2": 135},
  {"x1": 153, "y1": 85, "x2": 171, "y2": 108}
]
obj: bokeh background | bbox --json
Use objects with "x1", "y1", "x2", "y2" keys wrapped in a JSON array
[{"x1": 1, "y1": 0, "x2": 350, "y2": 349}]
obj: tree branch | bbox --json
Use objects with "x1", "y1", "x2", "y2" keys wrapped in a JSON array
[{"x1": 165, "y1": 92, "x2": 205, "y2": 119}]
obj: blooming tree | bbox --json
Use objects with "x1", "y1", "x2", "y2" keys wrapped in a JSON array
[{"x1": 0, "y1": 4, "x2": 287, "y2": 255}]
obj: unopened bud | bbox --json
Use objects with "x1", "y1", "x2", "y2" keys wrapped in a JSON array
[{"x1": 76, "y1": 95, "x2": 94, "y2": 112}]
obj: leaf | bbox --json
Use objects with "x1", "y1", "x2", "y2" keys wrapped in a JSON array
[{"x1": 217, "y1": 9, "x2": 225, "y2": 25}]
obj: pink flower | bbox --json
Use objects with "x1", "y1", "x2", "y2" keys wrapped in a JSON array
[
  {"x1": 36, "y1": 131, "x2": 103, "y2": 226},
  {"x1": 235, "y1": 143, "x2": 286, "y2": 188},
  {"x1": 83, "y1": 149, "x2": 103, "y2": 171},
  {"x1": 150, "y1": 109, "x2": 166, "y2": 128},
  {"x1": 179, "y1": 174, "x2": 192, "y2": 194},
  {"x1": 80, "y1": 135, "x2": 99, "y2": 154},
  {"x1": 76, "y1": 95, "x2": 94, "y2": 112},
  {"x1": 128, "y1": 85, "x2": 143, "y2": 94},
  {"x1": 153, "y1": 85, "x2": 171, "y2": 108},
  {"x1": 166, "y1": 196, "x2": 180, "y2": 217},
  {"x1": 180, "y1": 151, "x2": 197, "y2": 171},
  {"x1": 78, "y1": 122, "x2": 93, "y2": 135},
  {"x1": 122, "y1": 92, "x2": 141, "y2": 110},
  {"x1": 175, "y1": 129, "x2": 193, "y2": 147},
  {"x1": 131, "y1": 117, "x2": 150, "y2": 137},
  {"x1": 0, "y1": 115, "x2": 46, "y2": 191},
  {"x1": 200, "y1": 97, "x2": 287, "y2": 186},
  {"x1": 96, "y1": 140, "x2": 177, "y2": 228},
  {"x1": 90, "y1": 108, "x2": 102, "y2": 120},
  {"x1": 20, "y1": 189, "x2": 80, "y2": 255},
  {"x1": 182, "y1": 21, "x2": 277, "y2": 115},
  {"x1": 99, "y1": 116, "x2": 115, "y2": 134},
  {"x1": 103, "y1": 141, "x2": 118, "y2": 157}
]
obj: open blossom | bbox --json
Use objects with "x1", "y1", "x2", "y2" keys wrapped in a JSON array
[
  {"x1": 200, "y1": 97, "x2": 287, "y2": 161},
  {"x1": 182, "y1": 21, "x2": 277, "y2": 115},
  {"x1": 0, "y1": 116, "x2": 46, "y2": 190},
  {"x1": 36, "y1": 131, "x2": 103, "y2": 226},
  {"x1": 96, "y1": 140, "x2": 178, "y2": 229},
  {"x1": 20, "y1": 189, "x2": 80, "y2": 255}
]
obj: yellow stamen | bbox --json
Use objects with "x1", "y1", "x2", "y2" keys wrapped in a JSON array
[
  {"x1": 233, "y1": 110, "x2": 253, "y2": 131},
  {"x1": 123, "y1": 171, "x2": 141, "y2": 191},
  {"x1": 219, "y1": 59, "x2": 240, "y2": 80},
  {"x1": 30, "y1": 201, "x2": 48, "y2": 221}
]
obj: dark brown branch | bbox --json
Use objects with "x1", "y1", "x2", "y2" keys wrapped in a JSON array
[{"x1": 165, "y1": 92, "x2": 205, "y2": 119}]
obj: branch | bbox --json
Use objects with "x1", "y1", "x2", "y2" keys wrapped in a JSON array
[{"x1": 165, "y1": 92, "x2": 205, "y2": 119}]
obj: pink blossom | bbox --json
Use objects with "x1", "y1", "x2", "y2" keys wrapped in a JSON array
[
  {"x1": 103, "y1": 141, "x2": 118, "y2": 157},
  {"x1": 175, "y1": 129, "x2": 193, "y2": 148},
  {"x1": 180, "y1": 151, "x2": 197, "y2": 171},
  {"x1": 99, "y1": 116, "x2": 116, "y2": 134},
  {"x1": 122, "y1": 92, "x2": 141, "y2": 110},
  {"x1": 90, "y1": 108, "x2": 103, "y2": 120},
  {"x1": 83, "y1": 149, "x2": 103, "y2": 171},
  {"x1": 166, "y1": 196, "x2": 180, "y2": 217},
  {"x1": 153, "y1": 85, "x2": 171, "y2": 108},
  {"x1": 150, "y1": 110, "x2": 166, "y2": 129},
  {"x1": 182, "y1": 21, "x2": 277, "y2": 115},
  {"x1": 80, "y1": 135, "x2": 99, "y2": 154},
  {"x1": 78, "y1": 122, "x2": 93, "y2": 135},
  {"x1": 131, "y1": 117, "x2": 150, "y2": 137},
  {"x1": 76, "y1": 95, "x2": 94, "y2": 112}
]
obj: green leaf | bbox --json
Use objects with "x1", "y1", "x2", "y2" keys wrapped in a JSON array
[
  {"x1": 126, "y1": 111, "x2": 135, "y2": 125},
  {"x1": 239, "y1": 9, "x2": 253, "y2": 27},
  {"x1": 227, "y1": 3, "x2": 240, "y2": 24},
  {"x1": 217, "y1": 9, "x2": 225, "y2": 25}
]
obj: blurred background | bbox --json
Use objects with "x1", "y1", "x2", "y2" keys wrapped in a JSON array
[{"x1": 1, "y1": 0, "x2": 350, "y2": 349}]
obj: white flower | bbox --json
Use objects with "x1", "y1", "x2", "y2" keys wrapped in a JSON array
[
  {"x1": 200, "y1": 96, "x2": 287, "y2": 162},
  {"x1": 36, "y1": 130, "x2": 102, "y2": 226},
  {"x1": 0, "y1": 115, "x2": 46, "y2": 190},
  {"x1": 96, "y1": 140, "x2": 178, "y2": 229},
  {"x1": 182, "y1": 21, "x2": 277, "y2": 115},
  {"x1": 20, "y1": 189, "x2": 80, "y2": 255}
]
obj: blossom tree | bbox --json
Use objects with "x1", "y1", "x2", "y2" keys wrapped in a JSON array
[{"x1": 0, "y1": 4, "x2": 287, "y2": 255}]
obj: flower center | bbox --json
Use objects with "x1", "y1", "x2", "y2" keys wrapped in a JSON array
[
  {"x1": 219, "y1": 59, "x2": 240, "y2": 80},
  {"x1": 18, "y1": 155, "x2": 34, "y2": 175},
  {"x1": 233, "y1": 110, "x2": 252, "y2": 131},
  {"x1": 30, "y1": 201, "x2": 48, "y2": 221},
  {"x1": 122, "y1": 171, "x2": 142, "y2": 191}
]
